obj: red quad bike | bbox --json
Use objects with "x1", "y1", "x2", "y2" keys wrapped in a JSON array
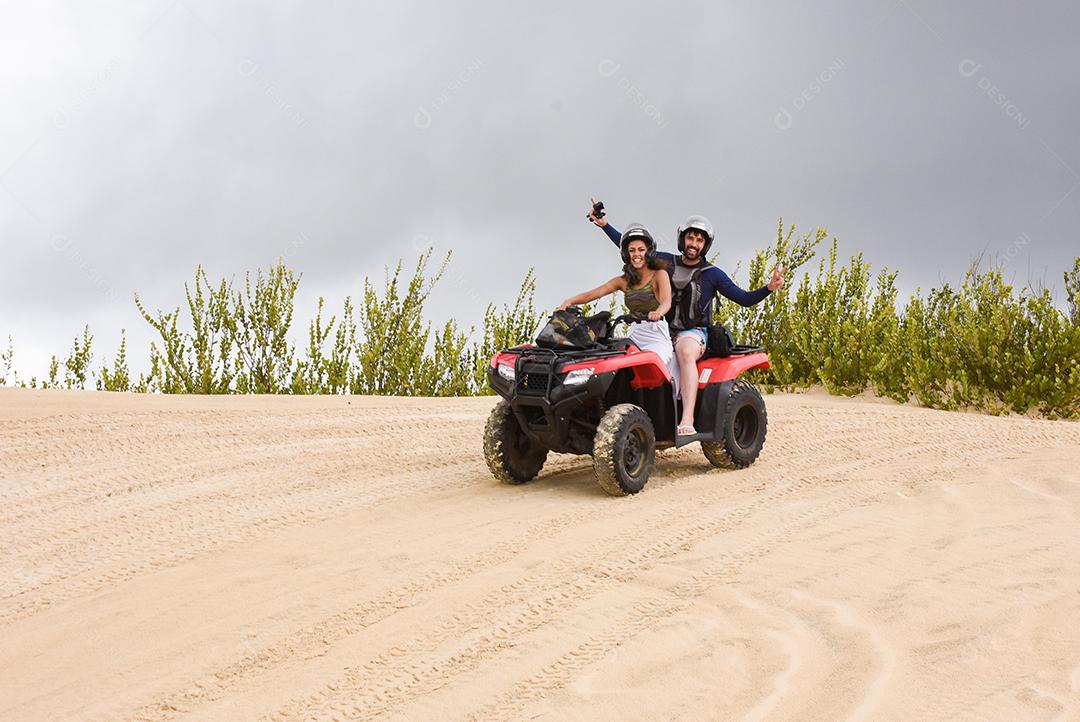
[{"x1": 483, "y1": 313, "x2": 771, "y2": 496}]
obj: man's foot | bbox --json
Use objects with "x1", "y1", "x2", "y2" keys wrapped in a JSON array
[{"x1": 677, "y1": 424, "x2": 696, "y2": 437}]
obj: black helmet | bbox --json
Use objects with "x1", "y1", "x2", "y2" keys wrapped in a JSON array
[
  {"x1": 677, "y1": 215, "x2": 715, "y2": 255},
  {"x1": 620, "y1": 223, "x2": 657, "y2": 264}
]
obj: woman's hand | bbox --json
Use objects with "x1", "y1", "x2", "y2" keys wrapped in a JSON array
[
  {"x1": 767, "y1": 264, "x2": 787, "y2": 292},
  {"x1": 647, "y1": 310, "x2": 663, "y2": 321},
  {"x1": 587, "y1": 197, "x2": 607, "y2": 227},
  {"x1": 556, "y1": 302, "x2": 570, "y2": 312}
]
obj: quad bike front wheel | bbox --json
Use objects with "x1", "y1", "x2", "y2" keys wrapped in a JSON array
[
  {"x1": 593, "y1": 403, "x2": 656, "y2": 496},
  {"x1": 702, "y1": 380, "x2": 768, "y2": 469},
  {"x1": 484, "y1": 399, "x2": 549, "y2": 484}
]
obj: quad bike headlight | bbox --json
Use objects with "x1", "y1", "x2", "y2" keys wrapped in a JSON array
[
  {"x1": 497, "y1": 363, "x2": 516, "y2": 382},
  {"x1": 563, "y1": 368, "x2": 594, "y2": 386}
]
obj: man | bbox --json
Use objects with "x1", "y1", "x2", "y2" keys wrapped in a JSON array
[{"x1": 588, "y1": 198, "x2": 786, "y2": 437}]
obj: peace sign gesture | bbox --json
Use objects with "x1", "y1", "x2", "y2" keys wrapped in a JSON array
[{"x1": 767, "y1": 264, "x2": 787, "y2": 291}]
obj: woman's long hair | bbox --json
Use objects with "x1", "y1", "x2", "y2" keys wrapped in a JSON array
[{"x1": 623, "y1": 256, "x2": 669, "y2": 288}]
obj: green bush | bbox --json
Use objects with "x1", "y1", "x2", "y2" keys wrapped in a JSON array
[
  {"x1": 1066, "y1": 257, "x2": 1080, "y2": 326},
  {"x1": 1, "y1": 335, "x2": 12, "y2": 386},
  {"x1": 63, "y1": 325, "x2": 94, "y2": 390},
  {"x1": 350, "y1": 248, "x2": 448, "y2": 395},
  {"x1": 136, "y1": 266, "x2": 237, "y2": 394},
  {"x1": 230, "y1": 263, "x2": 300, "y2": 394},
  {"x1": 421, "y1": 318, "x2": 475, "y2": 397},
  {"x1": 47, "y1": 356, "x2": 59, "y2": 389},
  {"x1": 98, "y1": 330, "x2": 131, "y2": 392},
  {"x1": 471, "y1": 268, "x2": 544, "y2": 393},
  {"x1": 124, "y1": 251, "x2": 542, "y2": 396},
  {"x1": 716, "y1": 222, "x2": 1079, "y2": 418}
]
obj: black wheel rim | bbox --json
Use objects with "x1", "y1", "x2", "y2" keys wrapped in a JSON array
[
  {"x1": 623, "y1": 426, "x2": 646, "y2": 477},
  {"x1": 732, "y1": 405, "x2": 759, "y2": 449}
]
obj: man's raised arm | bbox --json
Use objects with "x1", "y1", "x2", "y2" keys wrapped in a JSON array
[
  {"x1": 709, "y1": 267, "x2": 772, "y2": 307},
  {"x1": 601, "y1": 223, "x2": 621, "y2": 246}
]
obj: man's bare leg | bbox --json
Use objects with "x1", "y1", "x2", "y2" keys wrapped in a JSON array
[{"x1": 675, "y1": 336, "x2": 704, "y2": 434}]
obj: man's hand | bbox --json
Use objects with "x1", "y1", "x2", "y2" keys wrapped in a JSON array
[
  {"x1": 767, "y1": 264, "x2": 787, "y2": 292},
  {"x1": 647, "y1": 310, "x2": 662, "y2": 321},
  {"x1": 587, "y1": 197, "x2": 607, "y2": 227}
]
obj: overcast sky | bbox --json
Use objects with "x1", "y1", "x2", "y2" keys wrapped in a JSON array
[{"x1": 2, "y1": 1, "x2": 1078, "y2": 378}]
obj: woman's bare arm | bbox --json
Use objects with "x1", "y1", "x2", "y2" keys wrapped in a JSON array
[{"x1": 557, "y1": 276, "x2": 624, "y2": 311}]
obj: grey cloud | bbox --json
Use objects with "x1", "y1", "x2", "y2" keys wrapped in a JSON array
[{"x1": 2, "y1": 0, "x2": 1077, "y2": 374}]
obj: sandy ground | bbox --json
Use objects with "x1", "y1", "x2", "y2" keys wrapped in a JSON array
[{"x1": 1, "y1": 387, "x2": 1079, "y2": 722}]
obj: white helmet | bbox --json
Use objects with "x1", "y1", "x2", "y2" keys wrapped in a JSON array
[{"x1": 677, "y1": 215, "x2": 715, "y2": 255}]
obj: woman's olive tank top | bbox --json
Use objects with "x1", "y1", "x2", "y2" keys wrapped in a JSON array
[{"x1": 625, "y1": 278, "x2": 660, "y2": 314}]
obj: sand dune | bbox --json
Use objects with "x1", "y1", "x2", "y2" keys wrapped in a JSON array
[{"x1": 1, "y1": 387, "x2": 1079, "y2": 721}]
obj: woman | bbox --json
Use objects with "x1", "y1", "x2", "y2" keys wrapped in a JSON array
[{"x1": 557, "y1": 224, "x2": 675, "y2": 372}]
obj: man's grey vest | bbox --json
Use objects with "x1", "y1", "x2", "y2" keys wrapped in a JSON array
[{"x1": 666, "y1": 257, "x2": 712, "y2": 332}]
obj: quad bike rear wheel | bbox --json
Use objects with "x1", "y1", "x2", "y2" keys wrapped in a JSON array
[
  {"x1": 702, "y1": 380, "x2": 768, "y2": 469},
  {"x1": 593, "y1": 403, "x2": 656, "y2": 496},
  {"x1": 484, "y1": 399, "x2": 548, "y2": 484}
]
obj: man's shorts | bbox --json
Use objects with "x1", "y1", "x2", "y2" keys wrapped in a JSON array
[{"x1": 675, "y1": 327, "x2": 707, "y2": 346}]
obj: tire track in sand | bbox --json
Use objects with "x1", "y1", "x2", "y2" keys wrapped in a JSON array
[
  {"x1": 273, "y1": 423, "x2": 1029, "y2": 721},
  {"x1": 439, "y1": 432, "x2": 1072, "y2": 722},
  {"x1": 131, "y1": 418, "x2": 897, "y2": 721},
  {"x1": 1, "y1": 406, "x2": 596, "y2": 625},
  {"x1": 459, "y1": 484, "x2": 893, "y2": 722}
]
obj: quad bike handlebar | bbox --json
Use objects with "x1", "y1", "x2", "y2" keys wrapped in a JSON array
[
  {"x1": 606, "y1": 313, "x2": 649, "y2": 337},
  {"x1": 610, "y1": 312, "x2": 649, "y2": 326}
]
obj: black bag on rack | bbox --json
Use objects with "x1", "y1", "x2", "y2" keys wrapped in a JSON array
[
  {"x1": 536, "y1": 307, "x2": 612, "y2": 348},
  {"x1": 704, "y1": 323, "x2": 735, "y2": 358}
]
